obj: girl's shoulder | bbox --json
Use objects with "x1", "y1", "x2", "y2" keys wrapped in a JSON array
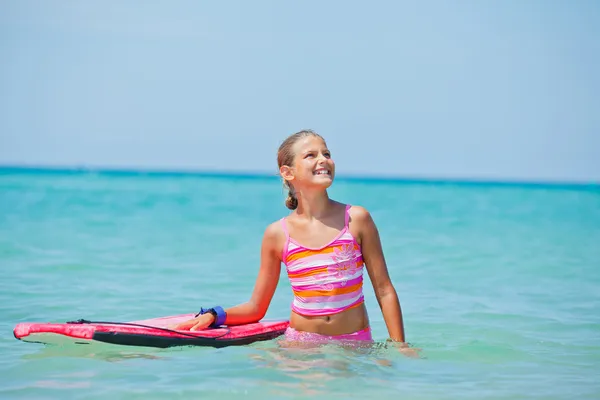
[
  {"x1": 258, "y1": 219, "x2": 289, "y2": 262},
  {"x1": 346, "y1": 204, "x2": 380, "y2": 244},
  {"x1": 347, "y1": 204, "x2": 374, "y2": 226},
  {"x1": 263, "y1": 218, "x2": 286, "y2": 241}
]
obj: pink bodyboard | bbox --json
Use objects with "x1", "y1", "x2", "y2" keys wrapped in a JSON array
[{"x1": 14, "y1": 314, "x2": 290, "y2": 348}]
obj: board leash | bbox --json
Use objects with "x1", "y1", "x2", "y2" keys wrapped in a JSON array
[{"x1": 66, "y1": 319, "x2": 232, "y2": 340}]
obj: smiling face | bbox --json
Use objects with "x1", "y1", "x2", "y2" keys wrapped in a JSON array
[
  {"x1": 278, "y1": 131, "x2": 335, "y2": 193},
  {"x1": 281, "y1": 135, "x2": 335, "y2": 190},
  {"x1": 289, "y1": 136, "x2": 335, "y2": 189}
]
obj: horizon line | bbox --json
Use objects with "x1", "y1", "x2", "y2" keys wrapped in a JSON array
[{"x1": 0, "y1": 163, "x2": 598, "y2": 190}]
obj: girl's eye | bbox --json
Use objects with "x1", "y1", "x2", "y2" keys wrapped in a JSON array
[{"x1": 324, "y1": 152, "x2": 331, "y2": 158}]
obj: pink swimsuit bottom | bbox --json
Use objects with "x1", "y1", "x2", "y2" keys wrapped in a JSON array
[{"x1": 284, "y1": 326, "x2": 373, "y2": 343}]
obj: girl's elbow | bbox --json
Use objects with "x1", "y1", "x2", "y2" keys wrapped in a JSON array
[
  {"x1": 376, "y1": 283, "x2": 398, "y2": 300},
  {"x1": 252, "y1": 302, "x2": 268, "y2": 321}
]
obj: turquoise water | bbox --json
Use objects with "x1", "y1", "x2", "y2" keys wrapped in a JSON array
[{"x1": 2, "y1": 168, "x2": 599, "y2": 399}]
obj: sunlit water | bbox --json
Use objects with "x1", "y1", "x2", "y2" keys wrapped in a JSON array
[{"x1": 2, "y1": 168, "x2": 599, "y2": 399}]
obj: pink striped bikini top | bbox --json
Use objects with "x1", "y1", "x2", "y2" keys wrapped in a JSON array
[{"x1": 281, "y1": 204, "x2": 365, "y2": 317}]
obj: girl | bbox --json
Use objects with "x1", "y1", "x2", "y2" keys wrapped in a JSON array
[{"x1": 172, "y1": 130, "x2": 411, "y2": 350}]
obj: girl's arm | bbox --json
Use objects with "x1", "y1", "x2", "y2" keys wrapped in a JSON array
[
  {"x1": 170, "y1": 222, "x2": 283, "y2": 331},
  {"x1": 354, "y1": 206, "x2": 406, "y2": 342}
]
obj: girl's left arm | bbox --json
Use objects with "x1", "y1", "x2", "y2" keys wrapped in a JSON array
[{"x1": 354, "y1": 206, "x2": 406, "y2": 343}]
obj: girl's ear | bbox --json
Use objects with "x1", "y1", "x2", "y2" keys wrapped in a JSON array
[{"x1": 280, "y1": 165, "x2": 294, "y2": 184}]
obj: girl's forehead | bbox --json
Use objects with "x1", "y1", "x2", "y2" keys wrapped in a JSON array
[{"x1": 293, "y1": 136, "x2": 327, "y2": 152}]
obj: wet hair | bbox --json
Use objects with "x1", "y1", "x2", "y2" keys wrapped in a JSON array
[{"x1": 277, "y1": 129, "x2": 326, "y2": 210}]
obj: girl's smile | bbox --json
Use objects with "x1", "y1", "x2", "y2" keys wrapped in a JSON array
[{"x1": 292, "y1": 137, "x2": 335, "y2": 185}]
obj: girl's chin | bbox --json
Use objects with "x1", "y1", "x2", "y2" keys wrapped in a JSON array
[{"x1": 309, "y1": 177, "x2": 334, "y2": 188}]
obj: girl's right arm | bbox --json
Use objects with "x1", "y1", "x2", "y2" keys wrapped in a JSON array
[{"x1": 170, "y1": 222, "x2": 284, "y2": 331}]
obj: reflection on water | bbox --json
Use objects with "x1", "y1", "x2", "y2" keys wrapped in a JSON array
[
  {"x1": 20, "y1": 341, "x2": 170, "y2": 363},
  {"x1": 12, "y1": 336, "x2": 425, "y2": 398},
  {"x1": 246, "y1": 339, "x2": 417, "y2": 397}
]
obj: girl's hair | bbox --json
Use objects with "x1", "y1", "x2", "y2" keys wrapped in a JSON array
[{"x1": 277, "y1": 129, "x2": 326, "y2": 210}]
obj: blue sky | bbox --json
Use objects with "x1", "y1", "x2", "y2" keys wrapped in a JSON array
[{"x1": 1, "y1": 1, "x2": 599, "y2": 182}]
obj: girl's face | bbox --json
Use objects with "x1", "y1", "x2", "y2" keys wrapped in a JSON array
[{"x1": 285, "y1": 136, "x2": 335, "y2": 190}]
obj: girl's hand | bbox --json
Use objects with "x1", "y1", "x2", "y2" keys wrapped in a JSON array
[
  {"x1": 168, "y1": 313, "x2": 215, "y2": 331},
  {"x1": 389, "y1": 340, "x2": 422, "y2": 358},
  {"x1": 399, "y1": 346, "x2": 421, "y2": 358}
]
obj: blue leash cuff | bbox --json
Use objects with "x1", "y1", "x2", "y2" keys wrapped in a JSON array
[{"x1": 198, "y1": 306, "x2": 227, "y2": 328}]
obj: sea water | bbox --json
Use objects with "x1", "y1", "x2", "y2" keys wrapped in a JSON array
[{"x1": 1, "y1": 168, "x2": 599, "y2": 399}]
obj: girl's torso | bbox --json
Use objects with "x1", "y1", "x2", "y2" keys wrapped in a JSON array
[{"x1": 279, "y1": 203, "x2": 370, "y2": 336}]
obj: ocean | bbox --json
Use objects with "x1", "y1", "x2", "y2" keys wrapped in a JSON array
[{"x1": 1, "y1": 167, "x2": 599, "y2": 399}]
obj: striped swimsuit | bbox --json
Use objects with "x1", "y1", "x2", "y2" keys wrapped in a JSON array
[{"x1": 281, "y1": 204, "x2": 365, "y2": 316}]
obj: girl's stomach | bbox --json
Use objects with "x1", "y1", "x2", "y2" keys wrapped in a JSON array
[{"x1": 289, "y1": 302, "x2": 369, "y2": 335}]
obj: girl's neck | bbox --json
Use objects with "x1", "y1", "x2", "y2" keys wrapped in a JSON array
[{"x1": 295, "y1": 189, "x2": 332, "y2": 220}]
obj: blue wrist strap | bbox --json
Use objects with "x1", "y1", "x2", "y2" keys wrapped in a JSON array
[{"x1": 198, "y1": 306, "x2": 227, "y2": 328}]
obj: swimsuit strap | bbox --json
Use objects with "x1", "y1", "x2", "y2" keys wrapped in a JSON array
[
  {"x1": 280, "y1": 217, "x2": 289, "y2": 240},
  {"x1": 344, "y1": 204, "x2": 351, "y2": 228},
  {"x1": 280, "y1": 217, "x2": 291, "y2": 263}
]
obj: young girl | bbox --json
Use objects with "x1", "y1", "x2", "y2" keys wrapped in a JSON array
[{"x1": 172, "y1": 130, "x2": 410, "y2": 349}]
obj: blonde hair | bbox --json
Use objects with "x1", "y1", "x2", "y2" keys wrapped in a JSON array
[{"x1": 277, "y1": 129, "x2": 326, "y2": 210}]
